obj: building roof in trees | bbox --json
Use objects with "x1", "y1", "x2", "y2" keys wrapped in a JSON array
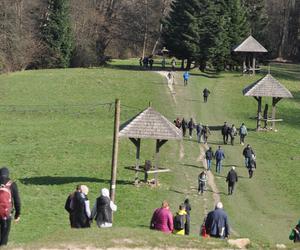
[
  {"x1": 243, "y1": 74, "x2": 293, "y2": 98},
  {"x1": 119, "y1": 107, "x2": 182, "y2": 140},
  {"x1": 234, "y1": 35, "x2": 268, "y2": 53}
]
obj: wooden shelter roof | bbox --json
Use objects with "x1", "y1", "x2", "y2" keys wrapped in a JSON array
[
  {"x1": 243, "y1": 74, "x2": 293, "y2": 98},
  {"x1": 234, "y1": 35, "x2": 268, "y2": 53},
  {"x1": 119, "y1": 107, "x2": 182, "y2": 140}
]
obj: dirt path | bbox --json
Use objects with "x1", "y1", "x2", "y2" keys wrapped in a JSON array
[{"x1": 156, "y1": 71, "x2": 177, "y2": 104}]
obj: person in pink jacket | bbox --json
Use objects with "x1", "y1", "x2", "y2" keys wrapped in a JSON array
[{"x1": 150, "y1": 201, "x2": 173, "y2": 233}]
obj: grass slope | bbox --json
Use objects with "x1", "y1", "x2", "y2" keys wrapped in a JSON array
[{"x1": 0, "y1": 60, "x2": 298, "y2": 249}]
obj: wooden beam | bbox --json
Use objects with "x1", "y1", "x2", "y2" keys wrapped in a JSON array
[
  {"x1": 252, "y1": 54, "x2": 256, "y2": 75},
  {"x1": 256, "y1": 96, "x2": 262, "y2": 130},
  {"x1": 129, "y1": 138, "x2": 141, "y2": 181},
  {"x1": 271, "y1": 97, "x2": 282, "y2": 130}
]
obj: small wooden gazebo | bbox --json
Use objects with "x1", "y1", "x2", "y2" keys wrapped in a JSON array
[
  {"x1": 119, "y1": 106, "x2": 182, "y2": 184},
  {"x1": 234, "y1": 35, "x2": 268, "y2": 75},
  {"x1": 243, "y1": 74, "x2": 293, "y2": 130}
]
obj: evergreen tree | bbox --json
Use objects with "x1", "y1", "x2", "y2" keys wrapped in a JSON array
[
  {"x1": 162, "y1": 0, "x2": 201, "y2": 69},
  {"x1": 41, "y1": 0, "x2": 74, "y2": 68}
]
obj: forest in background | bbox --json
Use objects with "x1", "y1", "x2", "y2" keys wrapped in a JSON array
[{"x1": 0, "y1": 0, "x2": 299, "y2": 73}]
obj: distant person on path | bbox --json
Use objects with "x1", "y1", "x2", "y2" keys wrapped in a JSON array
[
  {"x1": 174, "y1": 117, "x2": 181, "y2": 129},
  {"x1": 139, "y1": 57, "x2": 143, "y2": 67},
  {"x1": 247, "y1": 154, "x2": 256, "y2": 178},
  {"x1": 215, "y1": 146, "x2": 225, "y2": 174},
  {"x1": 203, "y1": 88, "x2": 210, "y2": 103},
  {"x1": 263, "y1": 104, "x2": 269, "y2": 128},
  {"x1": 143, "y1": 57, "x2": 149, "y2": 68},
  {"x1": 196, "y1": 123, "x2": 203, "y2": 143},
  {"x1": 229, "y1": 124, "x2": 237, "y2": 146},
  {"x1": 65, "y1": 184, "x2": 81, "y2": 228},
  {"x1": 173, "y1": 204, "x2": 187, "y2": 235},
  {"x1": 72, "y1": 185, "x2": 91, "y2": 228},
  {"x1": 161, "y1": 58, "x2": 166, "y2": 69},
  {"x1": 181, "y1": 118, "x2": 187, "y2": 137},
  {"x1": 91, "y1": 188, "x2": 117, "y2": 228},
  {"x1": 202, "y1": 125, "x2": 211, "y2": 144},
  {"x1": 198, "y1": 171, "x2": 207, "y2": 195},
  {"x1": 171, "y1": 58, "x2": 176, "y2": 71},
  {"x1": 0, "y1": 167, "x2": 21, "y2": 246},
  {"x1": 205, "y1": 202, "x2": 230, "y2": 239},
  {"x1": 149, "y1": 57, "x2": 154, "y2": 70},
  {"x1": 221, "y1": 122, "x2": 229, "y2": 144},
  {"x1": 188, "y1": 118, "x2": 195, "y2": 139},
  {"x1": 205, "y1": 147, "x2": 214, "y2": 171},
  {"x1": 167, "y1": 71, "x2": 174, "y2": 85},
  {"x1": 243, "y1": 144, "x2": 255, "y2": 168},
  {"x1": 150, "y1": 201, "x2": 173, "y2": 233},
  {"x1": 183, "y1": 71, "x2": 190, "y2": 86},
  {"x1": 226, "y1": 166, "x2": 238, "y2": 195},
  {"x1": 239, "y1": 123, "x2": 248, "y2": 145},
  {"x1": 289, "y1": 220, "x2": 300, "y2": 243},
  {"x1": 183, "y1": 199, "x2": 191, "y2": 235}
]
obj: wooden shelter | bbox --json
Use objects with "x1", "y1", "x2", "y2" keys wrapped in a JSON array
[
  {"x1": 119, "y1": 106, "x2": 182, "y2": 185},
  {"x1": 234, "y1": 36, "x2": 268, "y2": 75},
  {"x1": 243, "y1": 74, "x2": 293, "y2": 130}
]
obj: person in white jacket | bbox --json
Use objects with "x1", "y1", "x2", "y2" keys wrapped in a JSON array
[{"x1": 91, "y1": 188, "x2": 117, "y2": 228}]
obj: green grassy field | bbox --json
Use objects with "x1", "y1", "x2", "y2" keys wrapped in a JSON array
[{"x1": 0, "y1": 60, "x2": 299, "y2": 249}]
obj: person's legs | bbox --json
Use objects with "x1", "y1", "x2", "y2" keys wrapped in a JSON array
[
  {"x1": 189, "y1": 129, "x2": 192, "y2": 139},
  {"x1": 0, "y1": 218, "x2": 11, "y2": 246},
  {"x1": 223, "y1": 134, "x2": 226, "y2": 144},
  {"x1": 245, "y1": 157, "x2": 249, "y2": 167},
  {"x1": 185, "y1": 214, "x2": 190, "y2": 235},
  {"x1": 197, "y1": 133, "x2": 200, "y2": 143},
  {"x1": 207, "y1": 159, "x2": 211, "y2": 170},
  {"x1": 216, "y1": 160, "x2": 221, "y2": 173}
]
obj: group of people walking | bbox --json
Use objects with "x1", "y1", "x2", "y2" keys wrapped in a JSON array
[
  {"x1": 221, "y1": 121, "x2": 248, "y2": 146},
  {"x1": 65, "y1": 185, "x2": 117, "y2": 229}
]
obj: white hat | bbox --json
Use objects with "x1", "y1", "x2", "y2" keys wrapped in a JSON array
[
  {"x1": 101, "y1": 188, "x2": 110, "y2": 198},
  {"x1": 216, "y1": 202, "x2": 223, "y2": 209},
  {"x1": 232, "y1": 166, "x2": 235, "y2": 170},
  {"x1": 80, "y1": 185, "x2": 89, "y2": 195}
]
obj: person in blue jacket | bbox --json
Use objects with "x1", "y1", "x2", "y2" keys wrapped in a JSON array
[
  {"x1": 205, "y1": 202, "x2": 229, "y2": 239},
  {"x1": 215, "y1": 146, "x2": 225, "y2": 174},
  {"x1": 183, "y1": 71, "x2": 190, "y2": 86}
]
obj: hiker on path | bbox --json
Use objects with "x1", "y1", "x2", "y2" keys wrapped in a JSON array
[
  {"x1": 188, "y1": 118, "x2": 195, "y2": 139},
  {"x1": 143, "y1": 57, "x2": 149, "y2": 68},
  {"x1": 202, "y1": 125, "x2": 211, "y2": 144},
  {"x1": 221, "y1": 122, "x2": 229, "y2": 144},
  {"x1": 150, "y1": 201, "x2": 173, "y2": 233},
  {"x1": 226, "y1": 166, "x2": 238, "y2": 195},
  {"x1": 161, "y1": 58, "x2": 166, "y2": 69},
  {"x1": 215, "y1": 146, "x2": 225, "y2": 174},
  {"x1": 72, "y1": 185, "x2": 91, "y2": 228},
  {"x1": 167, "y1": 71, "x2": 174, "y2": 85},
  {"x1": 203, "y1": 88, "x2": 210, "y2": 103},
  {"x1": 173, "y1": 204, "x2": 187, "y2": 235},
  {"x1": 0, "y1": 167, "x2": 21, "y2": 246},
  {"x1": 289, "y1": 220, "x2": 300, "y2": 243},
  {"x1": 91, "y1": 188, "x2": 117, "y2": 228},
  {"x1": 229, "y1": 124, "x2": 237, "y2": 146},
  {"x1": 174, "y1": 117, "x2": 181, "y2": 129},
  {"x1": 139, "y1": 57, "x2": 143, "y2": 67},
  {"x1": 205, "y1": 202, "x2": 230, "y2": 239},
  {"x1": 149, "y1": 57, "x2": 154, "y2": 70},
  {"x1": 171, "y1": 58, "x2": 176, "y2": 71},
  {"x1": 243, "y1": 144, "x2": 255, "y2": 168},
  {"x1": 65, "y1": 184, "x2": 81, "y2": 228},
  {"x1": 247, "y1": 154, "x2": 256, "y2": 178},
  {"x1": 198, "y1": 171, "x2": 207, "y2": 195},
  {"x1": 196, "y1": 123, "x2": 203, "y2": 143},
  {"x1": 183, "y1": 199, "x2": 191, "y2": 235},
  {"x1": 239, "y1": 123, "x2": 248, "y2": 145},
  {"x1": 181, "y1": 118, "x2": 187, "y2": 137},
  {"x1": 183, "y1": 71, "x2": 190, "y2": 86},
  {"x1": 205, "y1": 147, "x2": 214, "y2": 171}
]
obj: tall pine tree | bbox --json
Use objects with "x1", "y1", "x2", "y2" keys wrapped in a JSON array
[{"x1": 41, "y1": 0, "x2": 74, "y2": 68}]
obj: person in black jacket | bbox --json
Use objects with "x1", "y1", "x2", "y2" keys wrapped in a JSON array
[
  {"x1": 221, "y1": 122, "x2": 229, "y2": 144},
  {"x1": 72, "y1": 185, "x2": 91, "y2": 228},
  {"x1": 0, "y1": 167, "x2": 21, "y2": 246},
  {"x1": 243, "y1": 144, "x2": 255, "y2": 168},
  {"x1": 91, "y1": 188, "x2": 117, "y2": 228},
  {"x1": 183, "y1": 198, "x2": 191, "y2": 235},
  {"x1": 65, "y1": 184, "x2": 81, "y2": 228},
  {"x1": 226, "y1": 166, "x2": 238, "y2": 195},
  {"x1": 205, "y1": 147, "x2": 214, "y2": 171},
  {"x1": 203, "y1": 88, "x2": 210, "y2": 103}
]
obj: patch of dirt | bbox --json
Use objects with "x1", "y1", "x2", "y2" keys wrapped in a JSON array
[{"x1": 156, "y1": 71, "x2": 177, "y2": 104}]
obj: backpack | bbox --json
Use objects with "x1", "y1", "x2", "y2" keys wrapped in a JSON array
[
  {"x1": 240, "y1": 126, "x2": 247, "y2": 135},
  {"x1": 0, "y1": 181, "x2": 13, "y2": 219},
  {"x1": 174, "y1": 213, "x2": 185, "y2": 230}
]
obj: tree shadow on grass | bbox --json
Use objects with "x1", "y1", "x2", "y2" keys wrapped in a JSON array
[
  {"x1": 182, "y1": 163, "x2": 204, "y2": 169},
  {"x1": 19, "y1": 176, "x2": 132, "y2": 186}
]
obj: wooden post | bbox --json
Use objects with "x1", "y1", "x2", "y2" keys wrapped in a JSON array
[
  {"x1": 254, "y1": 96, "x2": 262, "y2": 130},
  {"x1": 110, "y1": 99, "x2": 120, "y2": 203},
  {"x1": 252, "y1": 54, "x2": 256, "y2": 75},
  {"x1": 154, "y1": 139, "x2": 168, "y2": 186},
  {"x1": 271, "y1": 97, "x2": 282, "y2": 130},
  {"x1": 243, "y1": 57, "x2": 246, "y2": 74},
  {"x1": 129, "y1": 138, "x2": 141, "y2": 182}
]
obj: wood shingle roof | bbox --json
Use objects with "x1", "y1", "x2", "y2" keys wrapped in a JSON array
[
  {"x1": 234, "y1": 35, "x2": 268, "y2": 53},
  {"x1": 243, "y1": 74, "x2": 293, "y2": 98},
  {"x1": 119, "y1": 107, "x2": 182, "y2": 140}
]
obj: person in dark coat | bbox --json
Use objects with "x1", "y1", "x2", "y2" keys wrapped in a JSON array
[
  {"x1": 289, "y1": 220, "x2": 300, "y2": 243},
  {"x1": 215, "y1": 146, "x2": 225, "y2": 174},
  {"x1": 183, "y1": 199, "x2": 191, "y2": 235},
  {"x1": 243, "y1": 144, "x2": 255, "y2": 168},
  {"x1": 202, "y1": 125, "x2": 211, "y2": 144},
  {"x1": 91, "y1": 188, "x2": 117, "y2": 228},
  {"x1": 196, "y1": 123, "x2": 203, "y2": 143},
  {"x1": 0, "y1": 167, "x2": 21, "y2": 246},
  {"x1": 181, "y1": 118, "x2": 187, "y2": 137},
  {"x1": 149, "y1": 57, "x2": 154, "y2": 70},
  {"x1": 263, "y1": 104, "x2": 268, "y2": 128},
  {"x1": 188, "y1": 118, "x2": 195, "y2": 139},
  {"x1": 203, "y1": 88, "x2": 210, "y2": 103},
  {"x1": 205, "y1": 202, "x2": 229, "y2": 239},
  {"x1": 72, "y1": 185, "x2": 91, "y2": 228},
  {"x1": 221, "y1": 122, "x2": 229, "y2": 144},
  {"x1": 205, "y1": 147, "x2": 214, "y2": 171},
  {"x1": 226, "y1": 166, "x2": 238, "y2": 195},
  {"x1": 247, "y1": 154, "x2": 256, "y2": 178},
  {"x1": 65, "y1": 184, "x2": 81, "y2": 228},
  {"x1": 229, "y1": 124, "x2": 237, "y2": 146}
]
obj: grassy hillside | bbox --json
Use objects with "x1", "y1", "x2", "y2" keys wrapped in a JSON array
[{"x1": 0, "y1": 61, "x2": 299, "y2": 249}]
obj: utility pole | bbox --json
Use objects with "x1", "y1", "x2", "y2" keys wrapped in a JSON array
[{"x1": 110, "y1": 99, "x2": 120, "y2": 203}]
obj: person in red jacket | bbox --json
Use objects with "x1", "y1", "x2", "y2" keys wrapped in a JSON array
[{"x1": 150, "y1": 201, "x2": 173, "y2": 233}]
